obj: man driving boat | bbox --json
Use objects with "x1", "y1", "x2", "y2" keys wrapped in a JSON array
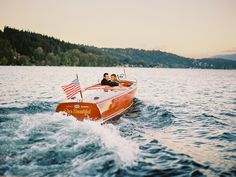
[{"x1": 101, "y1": 73, "x2": 111, "y2": 85}]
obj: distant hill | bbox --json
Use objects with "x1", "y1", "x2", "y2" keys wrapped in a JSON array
[
  {"x1": 213, "y1": 53, "x2": 236, "y2": 61},
  {"x1": 86, "y1": 46, "x2": 195, "y2": 68},
  {"x1": 1, "y1": 26, "x2": 236, "y2": 69},
  {"x1": 0, "y1": 26, "x2": 115, "y2": 66}
]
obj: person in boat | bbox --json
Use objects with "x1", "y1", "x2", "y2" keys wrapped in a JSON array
[
  {"x1": 101, "y1": 73, "x2": 111, "y2": 85},
  {"x1": 109, "y1": 74, "x2": 119, "y2": 87}
]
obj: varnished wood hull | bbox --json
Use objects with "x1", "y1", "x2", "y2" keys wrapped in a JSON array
[{"x1": 56, "y1": 80, "x2": 137, "y2": 122}]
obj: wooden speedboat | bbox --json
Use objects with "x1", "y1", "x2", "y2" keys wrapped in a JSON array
[{"x1": 56, "y1": 80, "x2": 137, "y2": 122}]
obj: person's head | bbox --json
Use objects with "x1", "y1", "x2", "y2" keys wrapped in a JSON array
[
  {"x1": 111, "y1": 74, "x2": 117, "y2": 82},
  {"x1": 103, "y1": 73, "x2": 109, "y2": 81}
]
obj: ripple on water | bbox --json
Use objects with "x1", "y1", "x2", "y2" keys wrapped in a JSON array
[{"x1": 0, "y1": 101, "x2": 57, "y2": 115}]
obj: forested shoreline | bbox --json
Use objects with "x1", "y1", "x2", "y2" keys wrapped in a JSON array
[{"x1": 1, "y1": 26, "x2": 236, "y2": 69}]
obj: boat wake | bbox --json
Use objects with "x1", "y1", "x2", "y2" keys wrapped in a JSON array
[
  {"x1": 121, "y1": 98, "x2": 175, "y2": 129},
  {"x1": 0, "y1": 106, "x2": 140, "y2": 176},
  {"x1": 1, "y1": 98, "x2": 234, "y2": 176},
  {"x1": 79, "y1": 120, "x2": 139, "y2": 164}
]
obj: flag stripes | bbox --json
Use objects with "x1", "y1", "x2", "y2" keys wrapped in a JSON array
[{"x1": 62, "y1": 78, "x2": 81, "y2": 99}]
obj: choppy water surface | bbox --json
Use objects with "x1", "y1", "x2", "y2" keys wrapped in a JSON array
[{"x1": 0, "y1": 66, "x2": 236, "y2": 177}]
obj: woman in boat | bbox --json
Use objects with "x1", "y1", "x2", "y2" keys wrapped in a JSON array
[{"x1": 109, "y1": 74, "x2": 119, "y2": 87}]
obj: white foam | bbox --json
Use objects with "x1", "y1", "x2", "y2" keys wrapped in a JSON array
[
  {"x1": 16, "y1": 113, "x2": 139, "y2": 165},
  {"x1": 79, "y1": 120, "x2": 139, "y2": 165}
]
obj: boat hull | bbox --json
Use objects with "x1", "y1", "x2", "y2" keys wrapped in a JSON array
[{"x1": 97, "y1": 87, "x2": 136, "y2": 121}]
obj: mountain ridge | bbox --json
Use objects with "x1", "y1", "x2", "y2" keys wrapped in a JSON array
[{"x1": 213, "y1": 53, "x2": 236, "y2": 61}]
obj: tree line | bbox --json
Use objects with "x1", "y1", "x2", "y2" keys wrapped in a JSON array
[
  {"x1": 0, "y1": 27, "x2": 117, "y2": 66},
  {"x1": 1, "y1": 26, "x2": 236, "y2": 69}
]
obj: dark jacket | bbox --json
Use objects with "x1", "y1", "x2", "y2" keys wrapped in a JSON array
[
  {"x1": 101, "y1": 79, "x2": 111, "y2": 85},
  {"x1": 109, "y1": 81, "x2": 119, "y2": 87},
  {"x1": 101, "y1": 79, "x2": 119, "y2": 87}
]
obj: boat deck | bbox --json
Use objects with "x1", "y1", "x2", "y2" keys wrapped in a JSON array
[
  {"x1": 60, "y1": 81, "x2": 136, "y2": 104},
  {"x1": 83, "y1": 86, "x2": 130, "y2": 103}
]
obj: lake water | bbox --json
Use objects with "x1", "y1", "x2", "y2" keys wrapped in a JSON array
[{"x1": 0, "y1": 66, "x2": 236, "y2": 177}]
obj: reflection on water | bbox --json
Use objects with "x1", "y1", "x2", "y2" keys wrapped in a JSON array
[{"x1": 0, "y1": 66, "x2": 236, "y2": 176}]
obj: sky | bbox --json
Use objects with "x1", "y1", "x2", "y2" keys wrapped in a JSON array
[{"x1": 0, "y1": 0, "x2": 236, "y2": 58}]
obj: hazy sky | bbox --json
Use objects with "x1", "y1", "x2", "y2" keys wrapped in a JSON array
[{"x1": 0, "y1": 0, "x2": 236, "y2": 58}]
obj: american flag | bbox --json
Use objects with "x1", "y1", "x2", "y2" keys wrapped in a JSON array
[{"x1": 62, "y1": 78, "x2": 81, "y2": 99}]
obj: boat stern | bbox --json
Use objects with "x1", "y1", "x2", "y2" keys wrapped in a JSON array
[{"x1": 56, "y1": 102, "x2": 101, "y2": 121}]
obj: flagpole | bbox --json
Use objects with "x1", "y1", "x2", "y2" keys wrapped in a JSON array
[
  {"x1": 123, "y1": 68, "x2": 127, "y2": 79},
  {"x1": 76, "y1": 74, "x2": 83, "y2": 100}
]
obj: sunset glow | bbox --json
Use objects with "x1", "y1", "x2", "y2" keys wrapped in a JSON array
[{"x1": 0, "y1": 0, "x2": 236, "y2": 58}]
